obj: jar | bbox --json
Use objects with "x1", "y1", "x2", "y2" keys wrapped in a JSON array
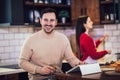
[{"x1": 115, "y1": 64, "x2": 120, "y2": 72}]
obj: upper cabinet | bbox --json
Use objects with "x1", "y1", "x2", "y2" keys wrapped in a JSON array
[
  {"x1": 0, "y1": 0, "x2": 24, "y2": 25},
  {"x1": 99, "y1": 0, "x2": 120, "y2": 24},
  {"x1": 24, "y1": 0, "x2": 72, "y2": 26},
  {"x1": 71, "y1": 0, "x2": 100, "y2": 25},
  {"x1": 1, "y1": 0, "x2": 120, "y2": 26},
  {"x1": 85, "y1": 0, "x2": 100, "y2": 25}
]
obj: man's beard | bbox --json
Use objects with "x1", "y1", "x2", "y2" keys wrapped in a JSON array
[{"x1": 43, "y1": 25, "x2": 54, "y2": 34}]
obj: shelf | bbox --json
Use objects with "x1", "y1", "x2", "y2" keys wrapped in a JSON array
[
  {"x1": 57, "y1": 23, "x2": 72, "y2": 26},
  {"x1": 33, "y1": 23, "x2": 72, "y2": 27},
  {"x1": 101, "y1": 20, "x2": 114, "y2": 24},
  {"x1": 25, "y1": 1, "x2": 34, "y2": 5},
  {"x1": 34, "y1": 3, "x2": 70, "y2": 8},
  {"x1": 25, "y1": 1, "x2": 70, "y2": 8},
  {"x1": 33, "y1": 24, "x2": 73, "y2": 32},
  {"x1": 24, "y1": 0, "x2": 72, "y2": 27},
  {"x1": 100, "y1": 0, "x2": 113, "y2": 4},
  {"x1": 99, "y1": 0, "x2": 120, "y2": 24}
]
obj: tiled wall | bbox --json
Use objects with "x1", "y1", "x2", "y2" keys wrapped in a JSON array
[
  {"x1": 0, "y1": 24, "x2": 120, "y2": 65},
  {"x1": 89, "y1": 24, "x2": 120, "y2": 62},
  {"x1": 0, "y1": 26, "x2": 33, "y2": 65},
  {"x1": 103, "y1": 24, "x2": 120, "y2": 62}
]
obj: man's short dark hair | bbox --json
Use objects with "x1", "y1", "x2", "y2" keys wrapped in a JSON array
[{"x1": 41, "y1": 8, "x2": 57, "y2": 19}]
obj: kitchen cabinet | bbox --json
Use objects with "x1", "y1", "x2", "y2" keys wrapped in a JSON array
[
  {"x1": 0, "y1": 0, "x2": 24, "y2": 25},
  {"x1": 0, "y1": 72, "x2": 28, "y2": 80},
  {"x1": 18, "y1": 72, "x2": 28, "y2": 80},
  {"x1": 24, "y1": 0, "x2": 72, "y2": 27},
  {"x1": 0, "y1": 74, "x2": 18, "y2": 80},
  {"x1": 0, "y1": 75, "x2": 5, "y2": 80},
  {"x1": 0, "y1": 0, "x2": 71, "y2": 26},
  {"x1": 71, "y1": 0, "x2": 100, "y2": 25},
  {"x1": 99, "y1": 0, "x2": 120, "y2": 24},
  {"x1": 6, "y1": 74, "x2": 19, "y2": 80},
  {"x1": 85, "y1": 0, "x2": 100, "y2": 25}
]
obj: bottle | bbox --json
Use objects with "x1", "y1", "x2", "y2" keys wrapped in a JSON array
[
  {"x1": 106, "y1": 14, "x2": 109, "y2": 20},
  {"x1": 58, "y1": 0, "x2": 62, "y2": 4},
  {"x1": 67, "y1": 0, "x2": 71, "y2": 5},
  {"x1": 105, "y1": 13, "x2": 109, "y2": 20},
  {"x1": 56, "y1": 0, "x2": 59, "y2": 4},
  {"x1": 110, "y1": 13, "x2": 114, "y2": 21},
  {"x1": 44, "y1": 0, "x2": 49, "y2": 4},
  {"x1": 34, "y1": 0, "x2": 38, "y2": 3}
]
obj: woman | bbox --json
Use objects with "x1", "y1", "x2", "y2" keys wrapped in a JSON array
[{"x1": 76, "y1": 16, "x2": 111, "y2": 63}]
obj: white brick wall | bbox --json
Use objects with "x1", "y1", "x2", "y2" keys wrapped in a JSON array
[
  {"x1": 0, "y1": 24, "x2": 120, "y2": 65},
  {"x1": 81, "y1": 24, "x2": 120, "y2": 62},
  {"x1": 101, "y1": 24, "x2": 120, "y2": 61},
  {"x1": 0, "y1": 26, "x2": 33, "y2": 65}
]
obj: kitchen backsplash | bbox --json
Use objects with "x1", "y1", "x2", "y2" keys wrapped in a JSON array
[
  {"x1": 0, "y1": 26, "x2": 33, "y2": 65},
  {"x1": 0, "y1": 24, "x2": 120, "y2": 65}
]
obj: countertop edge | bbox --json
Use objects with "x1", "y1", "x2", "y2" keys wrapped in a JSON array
[{"x1": 0, "y1": 68, "x2": 27, "y2": 76}]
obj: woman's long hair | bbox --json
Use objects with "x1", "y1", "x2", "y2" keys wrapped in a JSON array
[{"x1": 75, "y1": 16, "x2": 88, "y2": 59}]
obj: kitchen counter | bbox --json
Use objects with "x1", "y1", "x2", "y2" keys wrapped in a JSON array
[
  {"x1": 0, "y1": 68, "x2": 26, "y2": 76},
  {"x1": 0, "y1": 67, "x2": 28, "y2": 80},
  {"x1": 55, "y1": 63, "x2": 120, "y2": 80},
  {"x1": 1, "y1": 68, "x2": 120, "y2": 80},
  {"x1": 55, "y1": 71, "x2": 120, "y2": 80}
]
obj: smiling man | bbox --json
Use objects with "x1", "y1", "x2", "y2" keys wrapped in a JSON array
[
  {"x1": 19, "y1": 8, "x2": 84, "y2": 80},
  {"x1": 40, "y1": 10, "x2": 57, "y2": 34}
]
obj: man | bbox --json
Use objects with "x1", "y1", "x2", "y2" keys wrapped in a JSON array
[{"x1": 19, "y1": 8, "x2": 84, "y2": 80}]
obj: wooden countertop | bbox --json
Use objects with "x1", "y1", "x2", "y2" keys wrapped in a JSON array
[
  {"x1": 55, "y1": 71, "x2": 120, "y2": 80},
  {"x1": 55, "y1": 72, "x2": 101, "y2": 80},
  {"x1": 1, "y1": 67, "x2": 120, "y2": 80}
]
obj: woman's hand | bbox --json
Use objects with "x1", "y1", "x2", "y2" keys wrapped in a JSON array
[
  {"x1": 107, "y1": 50, "x2": 112, "y2": 54},
  {"x1": 100, "y1": 34, "x2": 109, "y2": 42}
]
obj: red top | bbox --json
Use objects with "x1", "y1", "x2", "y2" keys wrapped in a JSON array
[{"x1": 80, "y1": 33, "x2": 108, "y2": 61}]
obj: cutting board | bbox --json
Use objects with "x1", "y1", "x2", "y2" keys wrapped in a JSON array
[{"x1": 104, "y1": 71, "x2": 120, "y2": 76}]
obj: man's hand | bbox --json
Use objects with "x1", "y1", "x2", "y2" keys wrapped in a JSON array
[
  {"x1": 79, "y1": 61, "x2": 87, "y2": 65},
  {"x1": 38, "y1": 65, "x2": 56, "y2": 75}
]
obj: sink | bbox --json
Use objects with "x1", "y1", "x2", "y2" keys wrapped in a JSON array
[{"x1": 0, "y1": 64, "x2": 20, "y2": 69}]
